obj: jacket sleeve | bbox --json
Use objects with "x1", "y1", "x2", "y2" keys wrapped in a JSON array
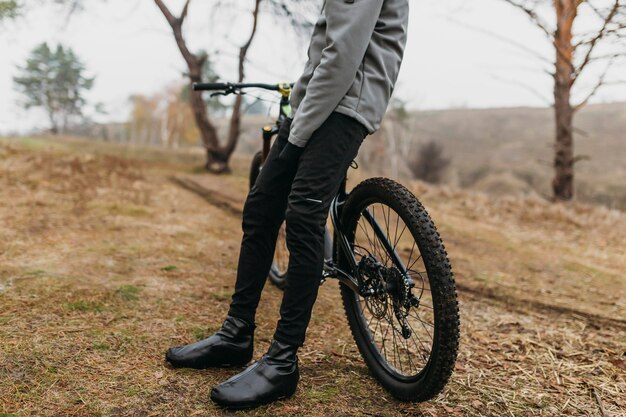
[{"x1": 288, "y1": 0, "x2": 384, "y2": 147}]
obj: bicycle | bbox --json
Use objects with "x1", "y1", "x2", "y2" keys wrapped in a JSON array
[{"x1": 193, "y1": 81, "x2": 460, "y2": 402}]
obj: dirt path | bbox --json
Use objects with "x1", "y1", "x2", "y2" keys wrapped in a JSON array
[{"x1": 1, "y1": 138, "x2": 624, "y2": 416}]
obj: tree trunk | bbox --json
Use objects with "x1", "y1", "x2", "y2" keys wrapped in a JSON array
[
  {"x1": 210, "y1": 0, "x2": 262, "y2": 173},
  {"x1": 154, "y1": 0, "x2": 227, "y2": 172},
  {"x1": 188, "y1": 66, "x2": 223, "y2": 172},
  {"x1": 48, "y1": 111, "x2": 59, "y2": 135},
  {"x1": 154, "y1": 0, "x2": 262, "y2": 174},
  {"x1": 552, "y1": 0, "x2": 577, "y2": 201},
  {"x1": 553, "y1": 82, "x2": 574, "y2": 201}
]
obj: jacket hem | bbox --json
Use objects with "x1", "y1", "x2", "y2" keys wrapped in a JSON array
[{"x1": 335, "y1": 105, "x2": 376, "y2": 134}]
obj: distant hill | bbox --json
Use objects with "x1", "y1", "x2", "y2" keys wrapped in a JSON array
[
  {"x1": 396, "y1": 102, "x2": 626, "y2": 209},
  {"x1": 404, "y1": 102, "x2": 626, "y2": 178}
]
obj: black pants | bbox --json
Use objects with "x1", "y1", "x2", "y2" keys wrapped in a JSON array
[{"x1": 227, "y1": 112, "x2": 368, "y2": 346}]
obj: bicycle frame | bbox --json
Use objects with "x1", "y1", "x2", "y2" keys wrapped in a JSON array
[{"x1": 193, "y1": 81, "x2": 411, "y2": 297}]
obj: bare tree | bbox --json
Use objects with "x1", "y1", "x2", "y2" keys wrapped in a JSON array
[
  {"x1": 154, "y1": 0, "x2": 318, "y2": 173},
  {"x1": 154, "y1": 0, "x2": 259, "y2": 173},
  {"x1": 499, "y1": 0, "x2": 626, "y2": 201}
]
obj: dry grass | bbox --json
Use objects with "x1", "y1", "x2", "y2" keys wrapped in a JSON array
[{"x1": 0, "y1": 136, "x2": 624, "y2": 416}]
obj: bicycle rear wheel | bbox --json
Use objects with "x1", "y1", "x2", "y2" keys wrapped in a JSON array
[{"x1": 337, "y1": 177, "x2": 459, "y2": 402}]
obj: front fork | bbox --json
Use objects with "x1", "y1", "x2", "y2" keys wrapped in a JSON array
[{"x1": 261, "y1": 125, "x2": 279, "y2": 163}]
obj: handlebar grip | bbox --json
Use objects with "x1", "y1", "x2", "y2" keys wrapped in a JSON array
[{"x1": 192, "y1": 82, "x2": 230, "y2": 91}]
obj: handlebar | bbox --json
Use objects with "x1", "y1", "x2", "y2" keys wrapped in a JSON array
[{"x1": 192, "y1": 82, "x2": 294, "y2": 92}]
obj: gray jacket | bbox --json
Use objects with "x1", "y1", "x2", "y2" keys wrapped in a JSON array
[{"x1": 288, "y1": 0, "x2": 409, "y2": 147}]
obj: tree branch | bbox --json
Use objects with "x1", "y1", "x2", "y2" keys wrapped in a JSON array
[
  {"x1": 225, "y1": 0, "x2": 263, "y2": 156},
  {"x1": 500, "y1": 0, "x2": 578, "y2": 78},
  {"x1": 180, "y1": 0, "x2": 191, "y2": 23},
  {"x1": 491, "y1": 73, "x2": 553, "y2": 105},
  {"x1": 573, "y1": 57, "x2": 614, "y2": 112},
  {"x1": 264, "y1": 0, "x2": 318, "y2": 36},
  {"x1": 153, "y1": 0, "x2": 197, "y2": 72},
  {"x1": 574, "y1": 0, "x2": 620, "y2": 79},
  {"x1": 153, "y1": 0, "x2": 176, "y2": 27},
  {"x1": 446, "y1": 16, "x2": 553, "y2": 65},
  {"x1": 501, "y1": 0, "x2": 555, "y2": 39},
  {"x1": 238, "y1": 0, "x2": 262, "y2": 83}
]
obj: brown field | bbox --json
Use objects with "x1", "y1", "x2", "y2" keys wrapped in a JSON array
[{"x1": 0, "y1": 136, "x2": 624, "y2": 416}]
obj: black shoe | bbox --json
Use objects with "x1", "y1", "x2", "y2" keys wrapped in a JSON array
[
  {"x1": 210, "y1": 339, "x2": 299, "y2": 410},
  {"x1": 165, "y1": 316, "x2": 254, "y2": 369}
]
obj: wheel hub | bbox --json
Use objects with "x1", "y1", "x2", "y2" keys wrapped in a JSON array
[
  {"x1": 357, "y1": 256, "x2": 421, "y2": 339},
  {"x1": 358, "y1": 256, "x2": 388, "y2": 319}
]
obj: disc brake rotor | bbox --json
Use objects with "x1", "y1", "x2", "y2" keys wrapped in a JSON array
[
  {"x1": 358, "y1": 255, "x2": 420, "y2": 339},
  {"x1": 358, "y1": 255, "x2": 388, "y2": 319}
]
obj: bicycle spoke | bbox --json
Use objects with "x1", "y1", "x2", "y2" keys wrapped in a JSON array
[
  {"x1": 352, "y1": 200, "x2": 437, "y2": 378},
  {"x1": 380, "y1": 314, "x2": 392, "y2": 361},
  {"x1": 391, "y1": 314, "x2": 403, "y2": 373},
  {"x1": 407, "y1": 252, "x2": 424, "y2": 275},
  {"x1": 405, "y1": 317, "x2": 431, "y2": 362},
  {"x1": 409, "y1": 311, "x2": 435, "y2": 330},
  {"x1": 402, "y1": 334, "x2": 416, "y2": 372},
  {"x1": 404, "y1": 241, "x2": 418, "y2": 275},
  {"x1": 357, "y1": 219, "x2": 376, "y2": 257},
  {"x1": 391, "y1": 221, "x2": 406, "y2": 263}
]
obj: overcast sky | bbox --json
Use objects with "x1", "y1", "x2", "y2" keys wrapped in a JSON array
[{"x1": 1, "y1": 0, "x2": 625, "y2": 134}]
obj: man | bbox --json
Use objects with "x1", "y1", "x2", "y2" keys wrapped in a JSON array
[{"x1": 166, "y1": 0, "x2": 409, "y2": 409}]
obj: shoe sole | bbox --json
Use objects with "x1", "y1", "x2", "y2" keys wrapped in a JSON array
[
  {"x1": 166, "y1": 360, "x2": 249, "y2": 369},
  {"x1": 211, "y1": 391, "x2": 296, "y2": 410},
  {"x1": 165, "y1": 353, "x2": 252, "y2": 369}
]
